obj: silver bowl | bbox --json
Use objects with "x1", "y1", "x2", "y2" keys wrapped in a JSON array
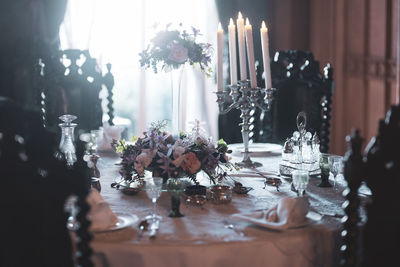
[
  {"x1": 210, "y1": 185, "x2": 232, "y2": 204},
  {"x1": 185, "y1": 194, "x2": 207, "y2": 207}
]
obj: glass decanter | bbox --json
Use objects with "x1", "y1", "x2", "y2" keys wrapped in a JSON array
[
  {"x1": 59, "y1": 114, "x2": 78, "y2": 166},
  {"x1": 302, "y1": 132, "x2": 313, "y2": 163}
]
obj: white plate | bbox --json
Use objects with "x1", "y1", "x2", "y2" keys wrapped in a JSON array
[
  {"x1": 68, "y1": 213, "x2": 138, "y2": 233},
  {"x1": 232, "y1": 210, "x2": 315, "y2": 231},
  {"x1": 229, "y1": 143, "x2": 282, "y2": 157},
  {"x1": 93, "y1": 213, "x2": 139, "y2": 233}
]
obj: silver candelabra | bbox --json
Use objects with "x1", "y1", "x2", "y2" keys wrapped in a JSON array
[{"x1": 216, "y1": 80, "x2": 275, "y2": 168}]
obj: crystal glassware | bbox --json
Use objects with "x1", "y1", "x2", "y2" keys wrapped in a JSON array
[
  {"x1": 318, "y1": 153, "x2": 333, "y2": 187},
  {"x1": 144, "y1": 177, "x2": 163, "y2": 222},
  {"x1": 292, "y1": 169, "x2": 310, "y2": 196},
  {"x1": 58, "y1": 114, "x2": 77, "y2": 166},
  {"x1": 328, "y1": 155, "x2": 343, "y2": 191}
]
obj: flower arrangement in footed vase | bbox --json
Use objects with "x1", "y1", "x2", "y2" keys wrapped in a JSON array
[
  {"x1": 113, "y1": 121, "x2": 236, "y2": 217},
  {"x1": 139, "y1": 24, "x2": 213, "y2": 134}
]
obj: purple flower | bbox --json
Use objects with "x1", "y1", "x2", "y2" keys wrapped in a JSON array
[
  {"x1": 191, "y1": 27, "x2": 200, "y2": 37},
  {"x1": 156, "y1": 152, "x2": 176, "y2": 178},
  {"x1": 168, "y1": 42, "x2": 188, "y2": 63}
]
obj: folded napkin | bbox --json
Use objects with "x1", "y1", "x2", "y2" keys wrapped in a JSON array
[
  {"x1": 232, "y1": 196, "x2": 311, "y2": 230},
  {"x1": 97, "y1": 122, "x2": 125, "y2": 152},
  {"x1": 87, "y1": 189, "x2": 119, "y2": 231}
]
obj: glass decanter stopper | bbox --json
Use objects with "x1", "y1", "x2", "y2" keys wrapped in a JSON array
[{"x1": 59, "y1": 114, "x2": 78, "y2": 166}]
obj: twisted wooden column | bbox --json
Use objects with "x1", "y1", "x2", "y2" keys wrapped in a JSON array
[
  {"x1": 73, "y1": 140, "x2": 94, "y2": 267},
  {"x1": 341, "y1": 129, "x2": 363, "y2": 267},
  {"x1": 320, "y1": 64, "x2": 333, "y2": 153},
  {"x1": 103, "y1": 63, "x2": 115, "y2": 126}
]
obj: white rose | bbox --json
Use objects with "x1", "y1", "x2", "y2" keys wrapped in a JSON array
[{"x1": 168, "y1": 42, "x2": 188, "y2": 63}]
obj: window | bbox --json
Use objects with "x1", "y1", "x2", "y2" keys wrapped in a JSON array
[{"x1": 59, "y1": 0, "x2": 219, "y2": 138}]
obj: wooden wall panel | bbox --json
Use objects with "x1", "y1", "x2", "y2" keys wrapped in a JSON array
[
  {"x1": 308, "y1": 0, "x2": 399, "y2": 154},
  {"x1": 364, "y1": 0, "x2": 388, "y2": 141},
  {"x1": 269, "y1": 0, "x2": 399, "y2": 154},
  {"x1": 391, "y1": 0, "x2": 399, "y2": 105}
]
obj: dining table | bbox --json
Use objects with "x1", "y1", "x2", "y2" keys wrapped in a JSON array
[{"x1": 89, "y1": 143, "x2": 369, "y2": 267}]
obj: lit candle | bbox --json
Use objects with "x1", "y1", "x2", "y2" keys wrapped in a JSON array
[
  {"x1": 217, "y1": 22, "x2": 224, "y2": 92},
  {"x1": 237, "y1": 12, "x2": 247, "y2": 81},
  {"x1": 260, "y1": 21, "x2": 272, "y2": 89},
  {"x1": 245, "y1": 18, "x2": 257, "y2": 88},
  {"x1": 228, "y1": 18, "x2": 238, "y2": 85}
]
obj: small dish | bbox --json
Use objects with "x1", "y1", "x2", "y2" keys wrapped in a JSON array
[
  {"x1": 233, "y1": 186, "x2": 253, "y2": 194},
  {"x1": 210, "y1": 185, "x2": 232, "y2": 204},
  {"x1": 111, "y1": 177, "x2": 144, "y2": 195},
  {"x1": 264, "y1": 177, "x2": 282, "y2": 187},
  {"x1": 185, "y1": 194, "x2": 207, "y2": 207},
  {"x1": 92, "y1": 213, "x2": 138, "y2": 233}
]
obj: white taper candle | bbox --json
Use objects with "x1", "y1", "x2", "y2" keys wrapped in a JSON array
[
  {"x1": 260, "y1": 21, "x2": 272, "y2": 89},
  {"x1": 217, "y1": 22, "x2": 224, "y2": 92},
  {"x1": 228, "y1": 18, "x2": 238, "y2": 85},
  {"x1": 245, "y1": 18, "x2": 257, "y2": 88},
  {"x1": 237, "y1": 12, "x2": 247, "y2": 81}
]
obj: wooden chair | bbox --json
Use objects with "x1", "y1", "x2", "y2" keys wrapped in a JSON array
[
  {"x1": 254, "y1": 50, "x2": 334, "y2": 152},
  {"x1": 36, "y1": 49, "x2": 115, "y2": 135},
  {"x1": 217, "y1": 50, "x2": 334, "y2": 152},
  {"x1": 0, "y1": 98, "x2": 93, "y2": 267},
  {"x1": 341, "y1": 105, "x2": 400, "y2": 267}
]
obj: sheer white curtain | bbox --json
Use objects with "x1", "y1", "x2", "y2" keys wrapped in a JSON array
[{"x1": 59, "y1": 0, "x2": 219, "y2": 138}]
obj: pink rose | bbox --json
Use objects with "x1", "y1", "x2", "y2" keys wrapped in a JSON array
[
  {"x1": 136, "y1": 152, "x2": 153, "y2": 168},
  {"x1": 181, "y1": 152, "x2": 201, "y2": 175},
  {"x1": 168, "y1": 42, "x2": 188, "y2": 63}
]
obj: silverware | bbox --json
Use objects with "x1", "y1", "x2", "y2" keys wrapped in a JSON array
[
  {"x1": 310, "y1": 208, "x2": 344, "y2": 219},
  {"x1": 149, "y1": 220, "x2": 160, "y2": 239},
  {"x1": 257, "y1": 172, "x2": 282, "y2": 192},
  {"x1": 137, "y1": 220, "x2": 149, "y2": 240},
  {"x1": 223, "y1": 220, "x2": 245, "y2": 236}
]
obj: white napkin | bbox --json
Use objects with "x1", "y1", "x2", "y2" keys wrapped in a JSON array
[
  {"x1": 97, "y1": 122, "x2": 125, "y2": 151},
  {"x1": 87, "y1": 189, "x2": 119, "y2": 231},
  {"x1": 232, "y1": 196, "x2": 311, "y2": 230}
]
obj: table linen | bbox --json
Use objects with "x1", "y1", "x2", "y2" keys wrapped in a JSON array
[{"x1": 90, "y1": 147, "x2": 353, "y2": 267}]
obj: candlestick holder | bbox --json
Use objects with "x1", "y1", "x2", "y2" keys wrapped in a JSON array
[{"x1": 216, "y1": 80, "x2": 275, "y2": 168}]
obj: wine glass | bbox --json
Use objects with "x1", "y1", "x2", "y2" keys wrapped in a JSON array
[
  {"x1": 328, "y1": 155, "x2": 343, "y2": 191},
  {"x1": 292, "y1": 169, "x2": 310, "y2": 196},
  {"x1": 144, "y1": 177, "x2": 163, "y2": 222}
]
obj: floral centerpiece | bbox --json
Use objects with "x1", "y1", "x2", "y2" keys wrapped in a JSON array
[
  {"x1": 139, "y1": 24, "x2": 214, "y2": 135},
  {"x1": 139, "y1": 23, "x2": 213, "y2": 76},
  {"x1": 114, "y1": 121, "x2": 233, "y2": 184}
]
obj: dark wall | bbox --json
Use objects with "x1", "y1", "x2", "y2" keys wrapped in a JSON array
[
  {"x1": 0, "y1": 0, "x2": 67, "y2": 109},
  {"x1": 215, "y1": 0, "x2": 271, "y2": 68}
]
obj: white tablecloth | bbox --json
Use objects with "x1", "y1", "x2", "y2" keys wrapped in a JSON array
[{"x1": 90, "y1": 147, "x2": 360, "y2": 267}]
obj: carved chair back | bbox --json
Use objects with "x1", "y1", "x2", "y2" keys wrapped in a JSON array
[
  {"x1": 36, "y1": 49, "x2": 115, "y2": 135},
  {"x1": 0, "y1": 98, "x2": 93, "y2": 267},
  {"x1": 255, "y1": 50, "x2": 333, "y2": 152},
  {"x1": 341, "y1": 105, "x2": 400, "y2": 267}
]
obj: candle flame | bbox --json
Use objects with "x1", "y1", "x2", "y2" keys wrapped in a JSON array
[
  {"x1": 229, "y1": 18, "x2": 234, "y2": 26},
  {"x1": 238, "y1": 11, "x2": 243, "y2": 20},
  {"x1": 218, "y1": 22, "x2": 223, "y2": 31},
  {"x1": 262, "y1": 21, "x2": 268, "y2": 31},
  {"x1": 246, "y1": 18, "x2": 250, "y2": 26}
]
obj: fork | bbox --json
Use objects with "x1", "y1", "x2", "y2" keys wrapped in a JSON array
[{"x1": 222, "y1": 220, "x2": 245, "y2": 236}]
